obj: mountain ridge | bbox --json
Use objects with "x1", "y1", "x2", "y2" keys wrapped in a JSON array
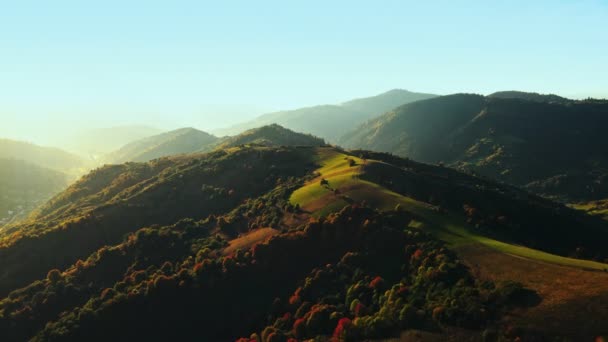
[
  {"x1": 213, "y1": 89, "x2": 438, "y2": 141},
  {"x1": 338, "y1": 93, "x2": 608, "y2": 201},
  {"x1": 106, "y1": 124, "x2": 326, "y2": 164}
]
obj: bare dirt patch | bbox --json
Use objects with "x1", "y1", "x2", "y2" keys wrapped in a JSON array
[{"x1": 222, "y1": 227, "x2": 279, "y2": 255}]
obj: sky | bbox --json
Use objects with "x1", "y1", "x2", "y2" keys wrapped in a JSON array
[{"x1": 1, "y1": 0, "x2": 607, "y2": 145}]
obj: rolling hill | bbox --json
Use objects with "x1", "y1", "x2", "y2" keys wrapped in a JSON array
[
  {"x1": 213, "y1": 89, "x2": 437, "y2": 141},
  {"x1": 1, "y1": 142, "x2": 607, "y2": 341},
  {"x1": 338, "y1": 93, "x2": 608, "y2": 202}
]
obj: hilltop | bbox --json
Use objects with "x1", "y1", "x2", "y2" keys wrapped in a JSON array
[
  {"x1": 1, "y1": 145, "x2": 607, "y2": 341},
  {"x1": 214, "y1": 89, "x2": 437, "y2": 141},
  {"x1": 339, "y1": 94, "x2": 608, "y2": 201}
]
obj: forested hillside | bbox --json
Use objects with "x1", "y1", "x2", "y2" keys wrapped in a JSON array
[
  {"x1": 339, "y1": 94, "x2": 608, "y2": 201},
  {"x1": 1, "y1": 145, "x2": 607, "y2": 341}
]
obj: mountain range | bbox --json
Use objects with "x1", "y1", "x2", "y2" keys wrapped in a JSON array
[
  {"x1": 213, "y1": 89, "x2": 437, "y2": 141},
  {"x1": 339, "y1": 93, "x2": 608, "y2": 201}
]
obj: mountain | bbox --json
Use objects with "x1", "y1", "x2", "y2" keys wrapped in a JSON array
[
  {"x1": 106, "y1": 127, "x2": 219, "y2": 163},
  {"x1": 339, "y1": 94, "x2": 608, "y2": 201},
  {"x1": 213, "y1": 89, "x2": 437, "y2": 141},
  {"x1": 215, "y1": 124, "x2": 326, "y2": 149},
  {"x1": 0, "y1": 159, "x2": 69, "y2": 226},
  {"x1": 0, "y1": 139, "x2": 85, "y2": 174},
  {"x1": 0, "y1": 145, "x2": 607, "y2": 341}
]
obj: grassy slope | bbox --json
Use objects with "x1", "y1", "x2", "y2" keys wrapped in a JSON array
[
  {"x1": 222, "y1": 228, "x2": 278, "y2": 255},
  {"x1": 457, "y1": 243, "x2": 608, "y2": 337},
  {"x1": 291, "y1": 147, "x2": 608, "y2": 337},
  {"x1": 290, "y1": 147, "x2": 608, "y2": 271}
]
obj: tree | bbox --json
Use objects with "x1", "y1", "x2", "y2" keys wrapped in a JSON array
[
  {"x1": 333, "y1": 317, "x2": 352, "y2": 340},
  {"x1": 369, "y1": 276, "x2": 385, "y2": 290},
  {"x1": 293, "y1": 318, "x2": 307, "y2": 338},
  {"x1": 47, "y1": 269, "x2": 62, "y2": 284}
]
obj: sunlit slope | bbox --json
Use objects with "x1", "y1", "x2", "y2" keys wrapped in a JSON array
[
  {"x1": 412, "y1": 216, "x2": 608, "y2": 271},
  {"x1": 290, "y1": 147, "x2": 608, "y2": 271},
  {"x1": 289, "y1": 148, "x2": 404, "y2": 216}
]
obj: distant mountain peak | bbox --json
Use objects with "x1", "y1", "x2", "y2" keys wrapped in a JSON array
[
  {"x1": 173, "y1": 126, "x2": 205, "y2": 133},
  {"x1": 381, "y1": 88, "x2": 414, "y2": 95}
]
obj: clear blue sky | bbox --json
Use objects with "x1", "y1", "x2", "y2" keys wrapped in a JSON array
[{"x1": 1, "y1": 0, "x2": 607, "y2": 144}]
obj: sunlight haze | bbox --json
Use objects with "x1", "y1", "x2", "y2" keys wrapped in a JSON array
[{"x1": 1, "y1": 0, "x2": 607, "y2": 146}]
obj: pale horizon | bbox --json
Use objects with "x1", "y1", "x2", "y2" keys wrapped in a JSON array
[{"x1": 2, "y1": 0, "x2": 607, "y2": 147}]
